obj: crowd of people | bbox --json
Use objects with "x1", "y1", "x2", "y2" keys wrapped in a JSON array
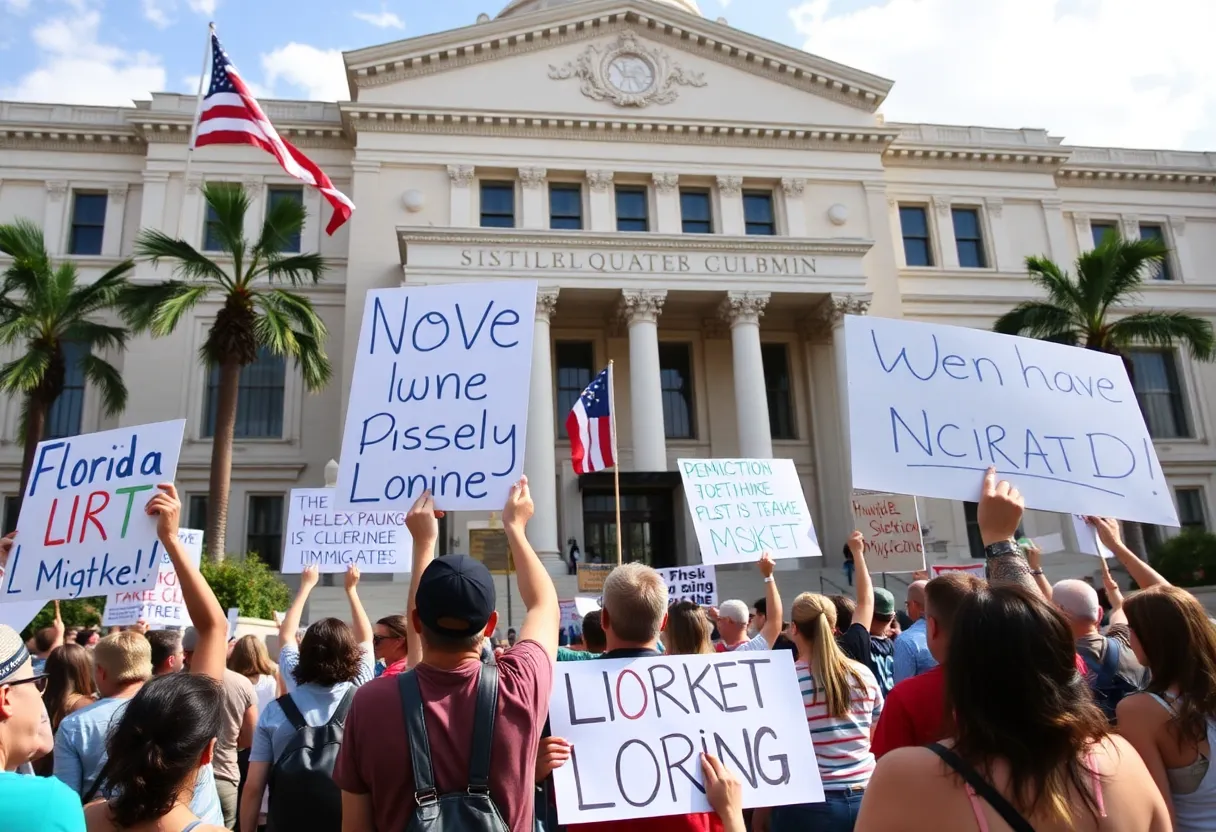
[{"x1": 1, "y1": 466, "x2": 1215, "y2": 832}]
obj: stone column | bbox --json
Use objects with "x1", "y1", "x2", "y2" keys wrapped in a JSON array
[
  {"x1": 179, "y1": 177, "x2": 205, "y2": 249},
  {"x1": 241, "y1": 176, "x2": 264, "y2": 243},
  {"x1": 717, "y1": 176, "x2": 744, "y2": 235},
  {"x1": 720, "y1": 292, "x2": 773, "y2": 459},
  {"x1": 1072, "y1": 211, "x2": 1093, "y2": 253},
  {"x1": 519, "y1": 167, "x2": 548, "y2": 230},
  {"x1": 43, "y1": 181, "x2": 68, "y2": 255},
  {"x1": 984, "y1": 197, "x2": 1011, "y2": 270},
  {"x1": 587, "y1": 170, "x2": 615, "y2": 232},
  {"x1": 1169, "y1": 216, "x2": 1190, "y2": 280},
  {"x1": 653, "y1": 174, "x2": 681, "y2": 234},
  {"x1": 447, "y1": 165, "x2": 475, "y2": 227},
  {"x1": 781, "y1": 178, "x2": 807, "y2": 237},
  {"x1": 525, "y1": 288, "x2": 564, "y2": 574},
  {"x1": 102, "y1": 183, "x2": 129, "y2": 257},
  {"x1": 1041, "y1": 198, "x2": 1071, "y2": 263},
  {"x1": 1120, "y1": 213, "x2": 1141, "y2": 242},
  {"x1": 933, "y1": 195, "x2": 958, "y2": 268},
  {"x1": 619, "y1": 290, "x2": 668, "y2": 471}
]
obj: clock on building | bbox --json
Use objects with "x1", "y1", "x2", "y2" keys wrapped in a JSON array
[{"x1": 606, "y1": 55, "x2": 656, "y2": 95}]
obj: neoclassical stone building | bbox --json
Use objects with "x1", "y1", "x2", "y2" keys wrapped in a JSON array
[{"x1": 1, "y1": 0, "x2": 1214, "y2": 605}]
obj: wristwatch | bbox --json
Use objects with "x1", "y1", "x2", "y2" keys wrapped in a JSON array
[
  {"x1": 763, "y1": 576, "x2": 775, "y2": 584},
  {"x1": 983, "y1": 540, "x2": 1018, "y2": 558}
]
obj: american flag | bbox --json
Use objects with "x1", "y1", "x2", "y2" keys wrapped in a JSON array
[
  {"x1": 567, "y1": 367, "x2": 615, "y2": 474},
  {"x1": 194, "y1": 32, "x2": 354, "y2": 235}
]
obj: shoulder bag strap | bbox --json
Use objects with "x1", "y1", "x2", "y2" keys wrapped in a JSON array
[
  {"x1": 327, "y1": 686, "x2": 356, "y2": 726},
  {"x1": 398, "y1": 670, "x2": 438, "y2": 801},
  {"x1": 81, "y1": 758, "x2": 111, "y2": 806},
  {"x1": 275, "y1": 692, "x2": 307, "y2": 731},
  {"x1": 467, "y1": 662, "x2": 499, "y2": 792},
  {"x1": 926, "y1": 743, "x2": 1036, "y2": 832},
  {"x1": 1098, "y1": 637, "x2": 1120, "y2": 683}
]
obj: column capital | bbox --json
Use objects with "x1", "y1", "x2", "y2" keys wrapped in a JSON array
[
  {"x1": 1120, "y1": 214, "x2": 1140, "y2": 238},
  {"x1": 520, "y1": 167, "x2": 548, "y2": 190},
  {"x1": 241, "y1": 175, "x2": 262, "y2": 195},
  {"x1": 618, "y1": 289, "x2": 667, "y2": 325},
  {"x1": 984, "y1": 196, "x2": 1004, "y2": 217},
  {"x1": 536, "y1": 287, "x2": 560, "y2": 321},
  {"x1": 716, "y1": 175, "x2": 743, "y2": 197},
  {"x1": 931, "y1": 195, "x2": 951, "y2": 217},
  {"x1": 1040, "y1": 197, "x2": 1063, "y2": 210},
  {"x1": 781, "y1": 177, "x2": 807, "y2": 198},
  {"x1": 447, "y1": 164, "x2": 475, "y2": 187},
  {"x1": 142, "y1": 171, "x2": 170, "y2": 184},
  {"x1": 107, "y1": 183, "x2": 130, "y2": 199},
  {"x1": 351, "y1": 160, "x2": 382, "y2": 175},
  {"x1": 185, "y1": 176, "x2": 203, "y2": 194},
  {"x1": 803, "y1": 293, "x2": 871, "y2": 341},
  {"x1": 652, "y1": 173, "x2": 679, "y2": 194},
  {"x1": 1170, "y1": 215, "x2": 1187, "y2": 237},
  {"x1": 719, "y1": 291, "x2": 770, "y2": 327},
  {"x1": 46, "y1": 180, "x2": 68, "y2": 201},
  {"x1": 587, "y1": 170, "x2": 614, "y2": 192}
]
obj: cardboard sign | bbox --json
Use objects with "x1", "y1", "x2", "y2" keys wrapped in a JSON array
[
  {"x1": 851, "y1": 493, "x2": 926, "y2": 574},
  {"x1": 678, "y1": 459, "x2": 821, "y2": 565},
  {"x1": 656, "y1": 565, "x2": 718, "y2": 606},
  {"x1": 577, "y1": 563, "x2": 613, "y2": 593},
  {"x1": 1, "y1": 420, "x2": 186, "y2": 602},
  {"x1": 336, "y1": 282, "x2": 538, "y2": 511},
  {"x1": 103, "y1": 528, "x2": 203, "y2": 627},
  {"x1": 930, "y1": 563, "x2": 986, "y2": 578},
  {"x1": 549, "y1": 651, "x2": 821, "y2": 824},
  {"x1": 559, "y1": 597, "x2": 601, "y2": 646},
  {"x1": 282, "y1": 488, "x2": 410, "y2": 573},
  {"x1": 1071, "y1": 516, "x2": 1114, "y2": 559},
  {"x1": 843, "y1": 316, "x2": 1178, "y2": 527}
]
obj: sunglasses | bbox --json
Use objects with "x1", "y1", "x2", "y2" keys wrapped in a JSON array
[
  {"x1": 4, "y1": 674, "x2": 48, "y2": 693},
  {"x1": 373, "y1": 634, "x2": 404, "y2": 645}
]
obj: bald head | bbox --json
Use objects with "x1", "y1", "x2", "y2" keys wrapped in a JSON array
[{"x1": 906, "y1": 580, "x2": 928, "y2": 621}]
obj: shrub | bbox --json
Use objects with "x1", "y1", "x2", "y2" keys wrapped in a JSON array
[
  {"x1": 23, "y1": 597, "x2": 105, "y2": 640},
  {"x1": 1150, "y1": 529, "x2": 1216, "y2": 588},
  {"x1": 200, "y1": 553, "x2": 291, "y2": 619}
]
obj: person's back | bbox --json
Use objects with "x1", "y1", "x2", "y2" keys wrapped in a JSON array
[
  {"x1": 1055, "y1": 579, "x2": 1146, "y2": 723},
  {"x1": 0, "y1": 769, "x2": 86, "y2": 832}
]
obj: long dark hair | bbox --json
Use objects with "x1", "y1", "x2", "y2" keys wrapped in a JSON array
[
  {"x1": 43, "y1": 643, "x2": 97, "y2": 731},
  {"x1": 1125, "y1": 585, "x2": 1216, "y2": 746},
  {"x1": 665, "y1": 601, "x2": 713, "y2": 655},
  {"x1": 293, "y1": 618, "x2": 362, "y2": 687},
  {"x1": 946, "y1": 584, "x2": 1108, "y2": 823},
  {"x1": 103, "y1": 673, "x2": 222, "y2": 828}
]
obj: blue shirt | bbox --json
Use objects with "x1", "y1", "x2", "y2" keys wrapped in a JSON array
[
  {"x1": 250, "y1": 681, "x2": 357, "y2": 764},
  {"x1": 892, "y1": 618, "x2": 938, "y2": 685},
  {"x1": 52, "y1": 695, "x2": 223, "y2": 825},
  {"x1": 278, "y1": 642, "x2": 374, "y2": 694},
  {"x1": 0, "y1": 771, "x2": 84, "y2": 832},
  {"x1": 32, "y1": 656, "x2": 47, "y2": 675}
]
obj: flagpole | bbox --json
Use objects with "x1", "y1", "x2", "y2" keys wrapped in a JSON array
[
  {"x1": 609, "y1": 360, "x2": 622, "y2": 566},
  {"x1": 178, "y1": 21, "x2": 215, "y2": 238}
]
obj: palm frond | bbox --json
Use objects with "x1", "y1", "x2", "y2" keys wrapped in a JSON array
[
  {"x1": 1108, "y1": 312, "x2": 1216, "y2": 361},
  {"x1": 1024, "y1": 256, "x2": 1086, "y2": 316},
  {"x1": 134, "y1": 230, "x2": 234, "y2": 289},
  {"x1": 291, "y1": 331, "x2": 333, "y2": 390},
  {"x1": 0, "y1": 348, "x2": 52, "y2": 394},
  {"x1": 60, "y1": 319, "x2": 128, "y2": 352},
  {"x1": 0, "y1": 220, "x2": 52, "y2": 298},
  {"x1": 253, "y1": 192, "x2": 308, "y2": 261},
  {"x1": 254, "y1": 253, "x2": 328, "y2": 288},
  {"x1": 79, "y1": 353, "x2": 128, "y2": 416},
  {"x1": 68, "y1": 260, "x2": 136, "y2": 318},
  {"x1": 993, "y1": 302, "x2": 1078, "y2": 342},
  {"x1": 201, "y1": 183, "x2": 250, "y2": 279},
  {"x1": 121, "y1": 281, "x2": 214, "y2": 336},
  {"x1": 253, "y1": 289, "x2": 331, "y2": 391},
  {"x1": 1077, "y1": 234, "x2": 1167, "y2": 314}
]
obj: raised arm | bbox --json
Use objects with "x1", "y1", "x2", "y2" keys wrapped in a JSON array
[
  {"x1": 1088, "y1": 517, "x2": 1169, "y2": 590},
  {"x1": 280, "y1": 565, "x2": 319, "y2": 651},
  {"x1": 757, "y1": 553, "x2": 783, "y2": 648},
  {"x1": 505, "y1": 477, "x2": 560, "y2": 660},
  {"x1": 403, "y1": 491, "x2": 441, "y2": 670},
  {"x1": 148, "y1": 484, "x2": 226, "y2": 681},
  {"x1": 977, "y1": 468, "x2": 1037, "y2": 594},
  {"x1": 1099, "y1": 554, "x2": 1128, "y2": 627},
  {"x1": 850, "y1": 530, "x2": 875, "y2": 633},
  {"x1": 344, "y1": 565, "x2": 373, "y2": 644},
  {"x1": 1025, "y1": 541, "x2": 1054, "y2": 600}
]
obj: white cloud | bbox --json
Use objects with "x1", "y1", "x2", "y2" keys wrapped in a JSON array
[
  {"x1": 187, "y1": 0, "x2": 217, "y2": 14},
  {"x1": 261, "y1": 43, "x2": 348, "y2": 101},
  {"x1": 0, "y1": 10, "x2": 165, "y2": 105},
  {"x1": 791, "y1": 0, "x2": 1216, "y2": 150},
  {"x1": 143, "y1": 0, "x2": 171, "y2": 28},
  {"x1": 4, "y1": 0, "x2": 32, "y2": 13},
  {"x1": 353, "y1": 10, "x2": 405, "y2": 29}
]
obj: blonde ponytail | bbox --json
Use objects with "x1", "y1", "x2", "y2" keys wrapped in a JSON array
[{"x1": 792, "y1": 592, "x2": 860, "y2": 719}]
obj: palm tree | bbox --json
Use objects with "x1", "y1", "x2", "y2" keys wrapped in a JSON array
[
  {"x1": 994, "y1": 232, "x2": 1215, "y2": 557},
  {"x1": 0, "y1": 219, "x2": 132, "y2": 492},
  {"x1": 124, "y1": 183, "x2": 331, "y2": 560}
]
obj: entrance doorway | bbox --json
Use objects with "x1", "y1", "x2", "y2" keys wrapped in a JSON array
[{"x1": 580, "y1": 483, "x2": 677, "y2": 568}]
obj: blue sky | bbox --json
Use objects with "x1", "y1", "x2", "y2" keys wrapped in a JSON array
[{"x1": 0, "y1": 0, "x2": 1212, "y2": 150}]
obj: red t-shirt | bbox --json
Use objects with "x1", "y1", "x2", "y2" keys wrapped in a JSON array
[
  {"x1": 871, "y1": 665, "x2": 948, "y2": 758},
  {"x1": 379, "y1": 657, "x2": 408, "y2": 678},
  {"x1": 333, "y1": 640, "x2": 553, "y2": 832},
  {"x1": 570, "y1": 813, "x2": 725, "y2": 832}
]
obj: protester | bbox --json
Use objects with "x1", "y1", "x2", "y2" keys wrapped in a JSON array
[
  {"x1": 146, "y1": 630, "x2": 184, "y2": 676},
  {"x1": 75, "y1": 630, "x2": 100, "y2": 650},
  {"x1": 240, "y1": 564, "x2": 373, "y2": 832},
  {"x1": 335, "y1": 479, "x2": 559, "y2": 832},
  {"x1": 1119, "y1": 584, "x2": 1216, "y2": 829},
  {"x1": 507, "y1": 628, "x2": 518, "y2": 647},
  {"x1": 211, "y1": 662, "x2": 257, "y2": 827},
  {"x1": 871, "y1": 573, "x2": 984, "y2": 757},
  {"x1": 830, "y1": 595, "x2": 856, "y2": 631},
  {"x1": 557, "y1": 610, "x2": 606, "y2": 662},
  {"x1": 712, "y1": 555, "x2": 783, "y2": 653},
  {"x1": 31, "y1": 605, "x2": 65, "y2": 674},
  {"x1": 836, "y1": 532, "x2": 898, "y2": 697},
  {"x1": 81, "y1": 482, "x2": 230, "y2": 832},
  {"x1": 43, "y1": 644, "x2": 98, "y2": 733},
  {"x1": 752, "y1": 597, "x2": 768, "y2": 637},
  {"x1": 228, "y1": 635, "x2": 279, "y2": 712},
  {"x1": 372, "y1": 614, "x2": 410, "y2": 678},
  {"x1": 842, "y1": 542, "x2": 855, "y2": 586},
  {"x1": 892, "y1": 580, "x2": 936, "y2": 684},
  {"x1": 664, "y1": 600, "x2": 715, "y2": 655}
]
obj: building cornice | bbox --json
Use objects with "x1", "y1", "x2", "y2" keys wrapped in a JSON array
[
  {"x1": 1056, "y1": 145, "x2": 1216, "y2": 191},
  {"x1": 885, "y1": 122, "x2": 1072, "y2": 172}
]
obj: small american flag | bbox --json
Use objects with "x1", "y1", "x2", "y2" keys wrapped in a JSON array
[
  {"x1": 194, "y1": 32, "x2": 355, "y2": 235},
  {"x1": 567, "y1": 367, "x2": 615, "y2": 474}
]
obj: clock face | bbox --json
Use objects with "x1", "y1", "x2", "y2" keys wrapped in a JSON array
[{"x1": 607, "y1": 55, "x2": 656, "y2": 95}]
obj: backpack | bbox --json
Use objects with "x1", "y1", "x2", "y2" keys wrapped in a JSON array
[
  {"x1": 399, "y1": 663, "x2": 510, "y2": 832},
  {"x1": 1082, "y1": 637, "x2": 1140, "y2": 724},
  {"x1": 267, "y1": 686, "x2": 355, "y2": 831}
]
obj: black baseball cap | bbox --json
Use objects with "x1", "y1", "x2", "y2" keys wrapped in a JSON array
[{"x1": 415, "y1": 555, "x2": 496, "y2": 638}]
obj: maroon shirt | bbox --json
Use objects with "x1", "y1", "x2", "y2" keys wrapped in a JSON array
[{"x1": 334, "y1": 640, "x2": 553, "y2": 832}]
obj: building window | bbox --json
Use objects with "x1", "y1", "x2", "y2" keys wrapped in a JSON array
[
  {"x1": 202, "y1": 184, "x2": 239, "y2": 252},
  {"x1": 659, "y1": 343, "x2": 695, "y2": 440},
  {"x1": 267, "y1": 186, "x2": 304, "y2": 253},
  {"x1": 555, "y1": 341, "x2": 595, "y2": 438},
  {"x1": 2, "y1": 496, "x2": 18, "y2": 535},
  {"x1": 187, "y1": 495, "x2": 209, "y2": 532},
  {"x1": 246, "y1": 495, "x2": 284, "y2": 569},
  {"x1": 1177, "y1": 488, "x2": 1207, "y2": 531},
  {"x1": 479, "y1": 182, "x2": 515, "y2": 228},
  {"x1": 202, "y1": 347, "x2": 287, "y2": 439},
  {"x1": 899, "y1": 206, "x2": 934, "y2": 267},
  {"x1": 68, "y1": 193, "x2": 107, "y2": 256},
  {"x1": 964, "y1": 502, "x2": 1024, "y2": 558},
  {"x1": 1139, "y1": 224, "x2": 1172, "y2": 281},
  {"x1": 615, "y1": 186, "x2": 649, "y2": 232},
  {"x1": 46, "y1": 341, "x2": 88, "y2": 439},
  {"x1": 1129, "y1": 349, "x2": 1190, "y2": 439},
  {"x1": 680, "y1": 190, "x2": 713, "y2": 234},
  {"x1": 1091, "y1": 221, "x2": 1118, "y2": 248},
  {"x1": 952, "y1": 208, "x2": 988, "y2": 268},
  {"x1": 744, "y1": 191, "x2": 776, "y2": 236},
  {"x1": 762, "y1": 344, "x2": 795, "y2": 440},
  {"x1": 549, "y1": 184, "x2": 583, "y2": 230}
]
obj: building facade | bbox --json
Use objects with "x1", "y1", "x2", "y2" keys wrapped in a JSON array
[{"x1": 2, "y1": 0, "x2": 1214, "y2": 595}]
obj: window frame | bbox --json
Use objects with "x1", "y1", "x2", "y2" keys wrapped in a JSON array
[
  {"x1": 1138, "y1": 223, "x2": 1173, "y2": 281},
  {"x1": 1128, "y1": 348, "x2": 1192, "y2": 440},
  {"x1": 201, "y1": 347, "x2": 288, "y2": 440},
  {"x1": 1090, "y1": 220, "x2": 1119, "y2": 249},
  {"x1": 951, "y1": 206, "x2": 988, "y2": 269},
  {"x1": 1175, "y1": 487, "x2": 1208, "y2": 531},
  {"x1": 245, "y1": 493, "x2": 285, "y2": 570},
  {"x1": 555, "y1": 341, "x2": 596, "y2": 438},
  {"x1": 201, "y1": 182, "x2": 240, "y2": 253},
  {"x1": 187, "y1": 494, "x2": 209, "y2": 532},
  {"x1": 658, "y1": 341, "x2": 696, "y2": 440},
  {"x1": 266, "y1": 185, "x2": 305, "y2": 253},
  {"x1": 679, "y1": 189, "x2": 714, "y2": 235},
  {"x1": 2, "y1": 495, "x2": 18, "y2": 536},
  {"x1": 479, "y1": 181, "x2": 517, "y2": 229},
  {"x1": 548, "y1": 183, "x2": 584, "y2": 230},
  {"x1": 761, "y1": 343, "x2": 796, "y2": 440},
  {"x1": 46, "y1": 341, "x2": 89, "y2": 440},
  {"x1": 615, "y1": 186, "x2": 650, "y2": 233},
  {"x1": 743, "y1": 190, "x2": 777, "y2": 236},
  {"x1": 898, "y1": 204, "x2": 935, "y2": 267},
  {"x1": 68, "y1": 191, "x2": 107, "y2": 256}
]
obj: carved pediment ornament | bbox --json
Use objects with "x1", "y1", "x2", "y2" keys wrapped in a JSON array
[{"x1": 548, "y1": 31, "x2": 707, "y2": 108}]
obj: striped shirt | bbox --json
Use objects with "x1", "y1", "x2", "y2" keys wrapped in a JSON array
[{"x1": 796, "y1": 659, "x2": 883, "y2": 788}]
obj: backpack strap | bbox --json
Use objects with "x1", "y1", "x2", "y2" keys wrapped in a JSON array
[
  {"x1": 1098, "y1": 637, "x2": 1121, "y2": 684},
  {"x1": 275, "y1": 692, "x2": 307, "y2": 731},
  {"x1": 927, "y1": 743, "x2": 1036, "y2": 832},
  {"x1": 81, "y1": 758, "x2": 111, "y2": 806},
  {"x1": 326, "y1": 686, "x2": 356, "y2": 727},
  {"x1": 398, "y1": 670, "x2": 438, "y2": 805},
  {"x1": 467, "y1": 663, "x2": 499, "y2": 793}
]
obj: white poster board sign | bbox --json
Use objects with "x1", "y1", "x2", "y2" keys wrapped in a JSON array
[
  {"x1": 656, "y1": 565, "x2": 718, "y2": 606},
  {"x1": 0, "y1": 600, "x2": 46, "y2": 635},
  {"x1": 930, "y1": 563, "x2": 986, "y2": 578},
  {"x1": 559, "y1": 597, "x2": 601, "y2": 646},
  {"x1": 844, "y1": 316, "x2": 1178, "y2": 527},
  {"x1": 103, "y1": 528, "x2": 203, "y2": 627},
  {"x1": 678, "y1": 459, "x2": 822, "y2": 565},
  {"x1": 1071, "y1": 516, "x2": 1114, "y2": 559},
  {"x1": 549, "y1": 651, "x2": 821, "y2": 824},
  {"x1": 0, "y1": 420, "x2": 186, "y2": 602},
  {"x1": 282, "y1": 488, "x2": 411, "y2": 573},
  {"x1": 1031, "y1": 532, "x2": 1065, "y2": 555},
  {"x1": 336, "y1": 282, "x2": 538, "y2": 511},
  {"x1": 851, "y1": 493, "x2": 925, "y2": 574},
  {"x1": 227, "y1": 608, "x2": 239, "y2": 640}
]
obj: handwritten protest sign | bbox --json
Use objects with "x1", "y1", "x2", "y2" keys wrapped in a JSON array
[
  {"x1": 844, "y1": 316, "x2": 1178, "y2": 526},
  {"x1": 577, "y1": 563, "x2": 613, "y2": 593},
  {"x1": 931, "y1": 563, "x2": 985, "y2": 578},
  {"x1": 103, "y1": 528, "x2": 202, "y2": 627},
  {"x1": 851, "y1": 493, "x2": 925, "y2": 574},
  {"x1": 656, "y1": 565, "x2": 717, "y2": 606},
  {"x1": 0, "y1": 600, "x2": 46, "y2": 635},
  {"x1": 549, "y1": 651, "x2": 821, "y2": 824},
  {"x1": 1, "y1": 420, "x2": 185, "y2": 602},
  {"x1": 282, "y1": 488, "x2": 410, "y2": 573},
  {"x1": 1071, "y1": 515, "x2": 1114, "y2": 559},
  {"x1": 559, "y1": 597, "x2": 601, "y2": 646},
  {"x1": 336, "y1": 282, "x2": 538, "y2": 511},
  {"x1": 679, "y1": 459, "x2": 821, "y2": 565}
]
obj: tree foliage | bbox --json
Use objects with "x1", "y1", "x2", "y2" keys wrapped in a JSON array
[{"x1": 200, "y1": 553, "x2": 291, "y2": 620}]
